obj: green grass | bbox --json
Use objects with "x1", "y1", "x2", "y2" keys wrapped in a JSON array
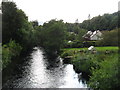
[
  {"x1": 63, "y1": 47, "x2": 88, "y2": 51},
  {"x1": 61, "y1": 46, "x2": 119, "y2": 89},
  {"x1": 61, "y1": 46, "x2": 119, "y2": 75},
  {"x1": 61, "y1": 46, "x2": 119, "y2": 59},
  {"x1": 63, "y1": 46, "x2": 119, "y2": 51},
  {"x1": 95, "y1": 46, "x2": 118, "y2": 51}
]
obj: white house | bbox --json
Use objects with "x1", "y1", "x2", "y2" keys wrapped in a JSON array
[
  {"x1": 83, "y1": 30, "x2": 102, "y2": 41},
  {"x1": 90, "y1": 30, "x2": 102, "y2": 40}
]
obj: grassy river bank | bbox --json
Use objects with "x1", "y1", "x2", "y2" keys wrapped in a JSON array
[{"x1": 60, "y1": 46, "x2": 119, "y2": 89}]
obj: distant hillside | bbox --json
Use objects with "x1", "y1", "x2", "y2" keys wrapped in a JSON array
[{"x1": 79, "y1": 11, "x2": 119, "y2": 31}]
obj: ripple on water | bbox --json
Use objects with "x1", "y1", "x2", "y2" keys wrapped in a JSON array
[{"x1": 3, "y1": 47, "x2": 87, "y2": 88}]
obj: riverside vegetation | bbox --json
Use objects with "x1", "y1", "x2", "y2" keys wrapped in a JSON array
[
  {"x1": 60, "y1": 28, "x2": 119, "y2": 89},
  {"x1": 2, "y1": 1, "x2": 120, "y2": 90},
  {"x1": 60, "y1": 47, "x2": 119, "y2": 89}
]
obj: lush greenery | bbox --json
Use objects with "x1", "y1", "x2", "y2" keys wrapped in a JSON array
[
  {"x1": 38, "y1": 20, "x2": 66, "y2": 55},
  {"x1": 64, "y1": 28, "x2": 87, "y2": 48},
  {"x1": 89, "y1": 53, "x2": 119, "y2": 90},
  {"x1": 97, "y1": 29, "x2": 118, "y2": 46},
  {"x1": 2, "y1": 1, "x2": 67, "y2": 68},
  {"x1": 79, "y1": 12, "x2": 119, "y2": 31},
  {"x1": 63, "y1": 46, "x2": 118, "y2": 51},
  {"x1": 2, "y1": 40, "x2": 22, "y2": 68},
  {"x1": 2, "y1": 2, "x2": 37, "y2": 69},
  {"x1": 2, "y1": 1, "x2": 119, "y2": 89},
  {"x1": 60, "y1": 46, "x2": 119, "y2": 89}
]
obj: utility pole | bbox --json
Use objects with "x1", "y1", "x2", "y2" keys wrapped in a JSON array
[
  {"x1": 88, "y1": 14, "x2": 91, "y2": 20},
  {"x1": 75, "y1": 19, "x2": 79, "y2": 24},
  {"x1": 75, "y1": 19, "x2": 79, "y2": 34},
  {"x1": 88, "y1": 14, "x2": 91, "y2": 30}
]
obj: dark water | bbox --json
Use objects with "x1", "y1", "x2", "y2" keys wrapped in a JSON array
[{"x1": 3, "y1": 47, "x2": 87, "y2": 88}]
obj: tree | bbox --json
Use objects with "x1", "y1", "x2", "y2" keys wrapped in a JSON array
[
  {"x1": 77, "y1": 29, "x2": 87, "y2": 42},
  {"x1": 2, "y1": 2, "x2": 28, "y2": 44},
  {"x1": 79, "y1": 11, "x2": 119, "y2": 30},
  {"x1": 2, "y1": 1, "x2": 36, "y2": 53},
  {"x1": 2, "y1": 1, "x2": 18, "y2": 44},
  {"x1": 31, "y1": 20, "x2": 39, "y2": 27},
  {"x1": 97, "y1": 29, "x2": 118, "y2": 46},
  {"x1": 39, "y1": 19, "x2": 66, "y2": 56},
  {"x1": 2, "y1": 1, "x2": 37, "y2": 69}
]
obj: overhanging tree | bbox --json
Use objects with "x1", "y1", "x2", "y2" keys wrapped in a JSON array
[{"x1": 39, "y1": 19, "x2": 66, "y2": 55}]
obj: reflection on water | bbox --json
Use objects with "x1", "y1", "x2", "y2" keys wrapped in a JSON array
[{"x1": 3, "y1": 47, "x2": 87, "y2": 88}]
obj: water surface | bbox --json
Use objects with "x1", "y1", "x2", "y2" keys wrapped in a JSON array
[{"x1": 3, "y1": 47, "x2": 87, "y2": 88}]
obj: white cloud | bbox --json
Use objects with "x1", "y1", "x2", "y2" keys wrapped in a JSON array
[{"x1": 13, "y1": 0, "x2": 119, "y2": 23}]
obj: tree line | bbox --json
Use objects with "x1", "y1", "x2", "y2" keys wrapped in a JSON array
[
  {"x1": 79, "y1": 12, "x2": 119, "y2": 31},
  {"x1": 2, "y1": 1, "x2": 119, "y2": 69},
  {"x1": 2, "y1": 1, "x2": 66, "y2": 68}
]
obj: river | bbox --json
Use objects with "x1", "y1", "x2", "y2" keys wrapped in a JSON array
[{"x1": 3, "y1": 47, "x2": 87, "y2": 88}]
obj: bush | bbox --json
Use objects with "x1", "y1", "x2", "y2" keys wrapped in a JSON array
[
  {"x1": 2, "y1": 45, "x2": 11, "y2": 69},
  {"x1": 60, "y1": 50, "x2": 75, "y2": 58},
  {"x1": 71, "y1": 51, "x2": 117, "y2": 75},
  {"x1": 88, "y1": 53, "x2": 119, "y2": 90},
  {"x1": 8, "y1": 40, "x2": 22, "y2": 56},
  {"x1": 83, "y1": 41, "x2": 97, "y2": 47},
  {"x1": 72, "y1": 53, "x2": 97, "y2": 74},
  {"x1": 2, "y1": 40, "x2": 22, "y2": 69},
  {"x1": 97, "y1": 29, "x2": 118, "y2": 46},
  {"x1": 64, "y1": 40, "x2": 84, "y2": 48}
]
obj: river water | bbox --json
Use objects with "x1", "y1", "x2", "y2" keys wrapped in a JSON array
[{"x1": 3, "y1": 47, "x2": 87, "y2": 88}]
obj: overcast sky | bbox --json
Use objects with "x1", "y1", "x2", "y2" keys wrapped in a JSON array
[{"x1": 5, "y1": 0, "x2": 120, "y2": 24}]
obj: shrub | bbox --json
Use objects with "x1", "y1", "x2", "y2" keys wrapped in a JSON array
[
  {"x1": 2, "y1": 40, "x2": 22, "y2": 69},
  {"x1": 88, "y1": 53, "x2": 119, "y2": 90},
  {"x1": 97, "y1": 29, "x2": 118, "y2": 46},
  {"x1": 64, "y1": 40, "x2": 84, "y2": 48},
  {"x1": 60, "y1": 50, "x2": 75, "y2": 58},
  {"x1": 8, "y1": 40, "x2": 22, "y2": 56},
  {"x1": 72, "y1": 53, "x2": 96, "y2": 74}
]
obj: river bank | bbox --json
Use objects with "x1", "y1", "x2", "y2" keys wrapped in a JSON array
[
  {"x1": 60, "y1": 46, "x2": 118, "y2": 73},
  {"x1": 2, "y1": 47, "x2": 88, "y2": 88},
  {"x1": 2, "y1": 46, "x2": 34, "y2": 84},
  {"x1": 60, "y1": 46, "x2": 119, "y2": 89}
]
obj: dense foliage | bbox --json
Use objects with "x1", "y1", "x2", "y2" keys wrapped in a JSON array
[
  {"x1": 97, "y1": 29, "x2": 119, "y2": 46},
  {"x1": 2, "y1": 2, "x2": 28, "y2": 44},
  {"x1": 89, "y1": 53, "x2": 119, "y2": 90},
  {"x1": 62, "y1": 12, "x2": 119, "y2": 48},
  {"x1": 2, "y1": 2, "x2": 119, "y2": 89},
  {"x1": 61, "y1": 47, "x2": 119, "y2": 89},
  {"x1": 79, "y1": 12, "x2": 119, "y2": 31},
  {"x1": 2, "y1": 40, "x2": 22, "y2": 68},
  {"x1": 38, "y1": 20, "x2": 66, "y2": 55},
  {"x1": 2, "y1": 1, "x2": 36, "y2": 69},
  {"x1": 2, "y1": 1, "x2": 67, "y2": 68}
]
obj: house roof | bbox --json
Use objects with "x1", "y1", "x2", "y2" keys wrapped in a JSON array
[
  {"x1": 83, "y1": 30, "x2": 102, "y2": 40},
  {"x1": 90, "y1": 30, "x2": 102, "y2": 38},
  {"x1": 87, "y1": 31, "x2": 93, "y2": 35}
]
